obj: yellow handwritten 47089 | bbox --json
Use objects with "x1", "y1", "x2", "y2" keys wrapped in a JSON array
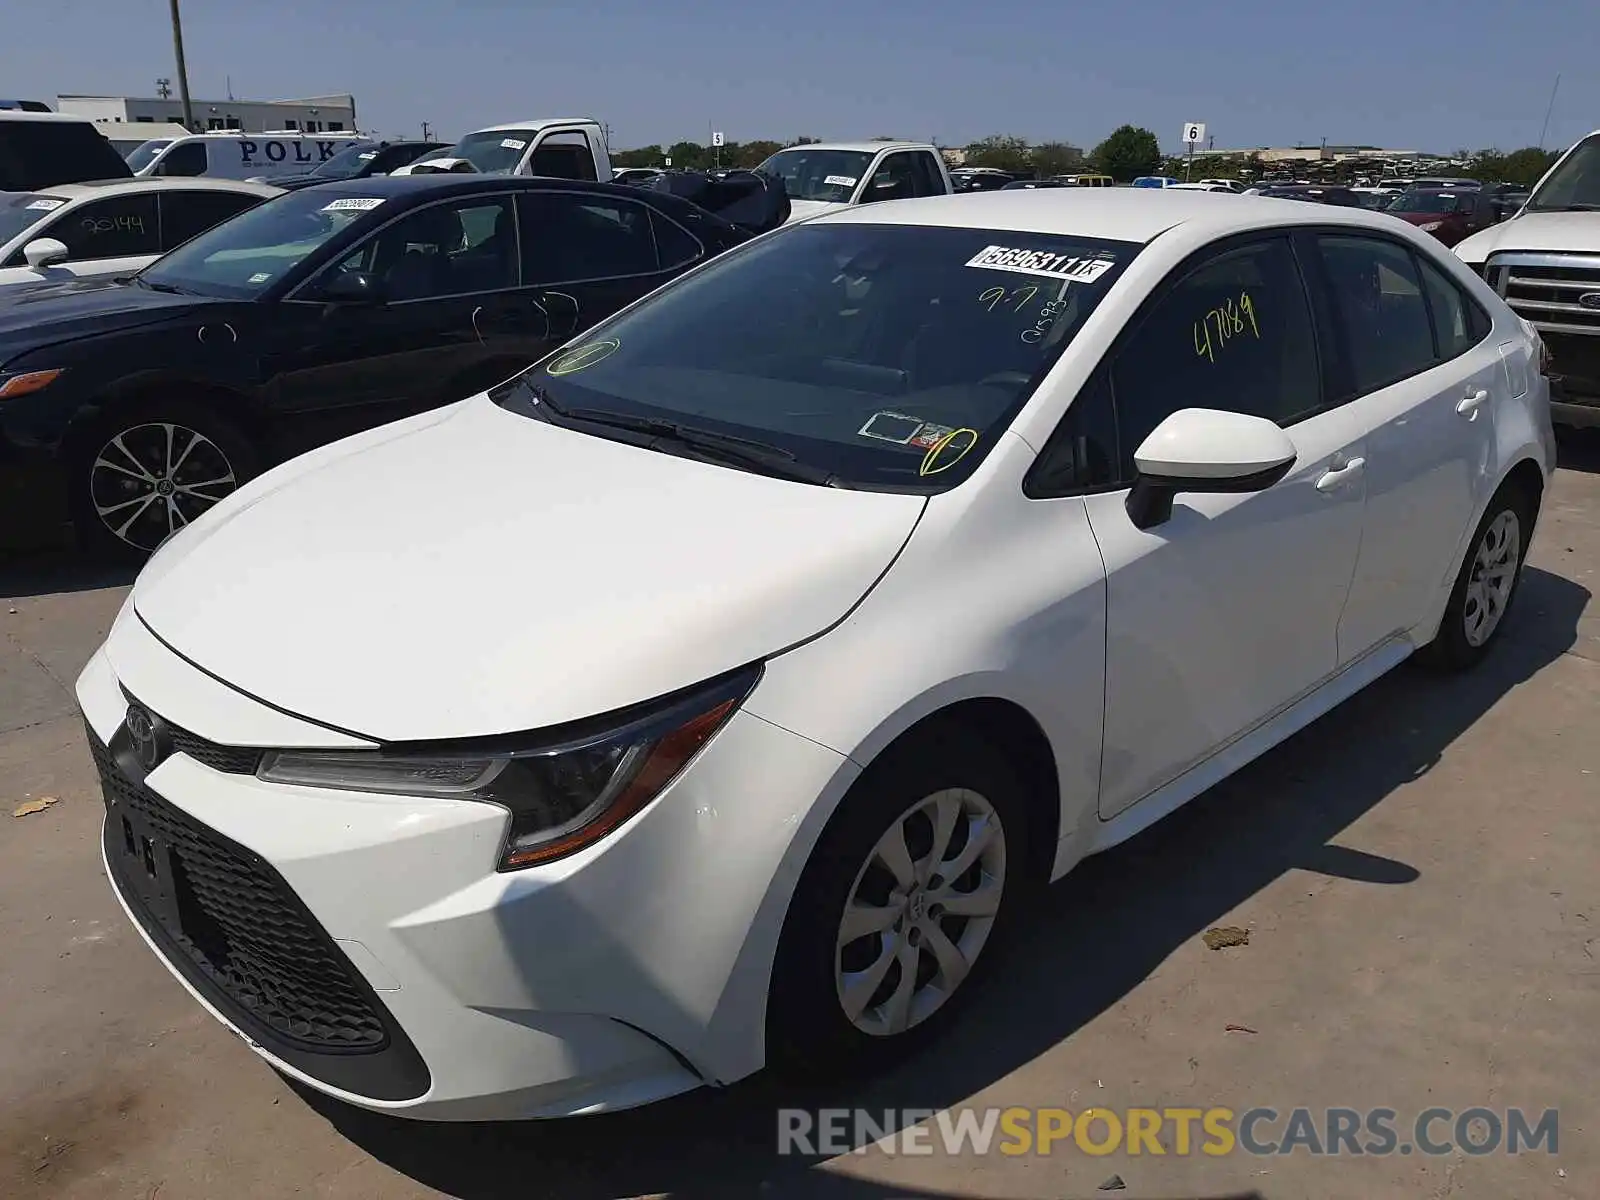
[{"x1": 1193, "y1": 292, "x2": 1260, "y2": 363}]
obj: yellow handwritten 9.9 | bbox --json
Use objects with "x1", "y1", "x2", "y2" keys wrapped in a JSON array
[{"x1": 1193, "y1": 291, "x2": 1260, "y2": 364}]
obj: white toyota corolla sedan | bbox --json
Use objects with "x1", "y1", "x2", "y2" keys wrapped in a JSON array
[{"x1": 77, "y1": 189, "x2": 1554, "y2": 1121}]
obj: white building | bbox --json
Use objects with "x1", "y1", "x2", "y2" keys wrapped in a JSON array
[{"x1": 56, "y1": 92, "x2": 358, "y2": 135}]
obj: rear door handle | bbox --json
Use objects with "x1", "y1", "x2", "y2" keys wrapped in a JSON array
[
  {"x1": 1457, "y1": 388, "x2": 1490, "y2": 416},
  {"x1": 1316, "y1": 456, "x2": 1365, "y2": 492}
]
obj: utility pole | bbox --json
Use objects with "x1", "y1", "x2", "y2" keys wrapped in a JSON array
[
  {"x1": 167, "y1": 0, "x2": 195, "y2": 131},
  {"x1": 421, "y1": 121, "x2": 433, "y2": 141}
]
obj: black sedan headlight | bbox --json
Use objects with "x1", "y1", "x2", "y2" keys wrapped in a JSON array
[{"x1": 257, "y1": 665, "x2": 761, "y2": 870}]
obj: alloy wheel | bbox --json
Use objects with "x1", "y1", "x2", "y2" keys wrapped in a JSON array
[
  {"x1": 1462, "y1": 509, "x2": 1521, "y2": 647},
  {"x1": 834, "y1": 788, "x2": 1007, "y2": 1037},
  {"x1": 89, "y1": 422, "x2": 238, "y2": 552}
]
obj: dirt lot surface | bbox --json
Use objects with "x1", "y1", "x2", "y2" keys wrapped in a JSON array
[{"x1": 3, "y1": 437, "x2": 1597, "y2": 1200}]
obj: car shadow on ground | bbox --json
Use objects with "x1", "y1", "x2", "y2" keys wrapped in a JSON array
[
  {"x1": 0, "y1": 549, "x2": 134, "y2": 600},
  {"x1": 1556, "y1": 426, "x2": 1600, "y2": 474},
  {"x1": 289, "y1": 567, "x2": 1589, "y2": 1200}
]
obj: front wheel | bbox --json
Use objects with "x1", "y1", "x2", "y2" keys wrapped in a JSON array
[
  {"x1": 71, "y1": 404, "x2": 257, "y2": 561},
  {"x1": 1418, "y1": 484, "x2": 1535, "y2": 670},
  {"x1": 767, "y1": 731, "x2": 1029, "y2": 1078}
]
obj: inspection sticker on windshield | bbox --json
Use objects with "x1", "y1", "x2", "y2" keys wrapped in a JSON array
[
  {"x1": 858, "y1": 411, "x2": 924, "y2": 444},
  {"x1": 357, "y1": 151, "x2": 378, "y2": 160},
  {"x1": 823, "y1": 174, "x2": 858, "y2": 187},
  {"x1": 500, "y1": 138, "x2": 528, "y2": 150},
  {"x1": 321, "y1": 197, "x2": 385, "y2": 212},
  {"x1": 25, "y1": 198, "x2": 66, "y2": 211},
  {"x1": 965, "y1": 246, "x2": 1116, "y2": 283}
]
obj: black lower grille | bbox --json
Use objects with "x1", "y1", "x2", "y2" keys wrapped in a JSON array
[{"x1": 90, "y1": 730, "x2": 386, "y2": 1051}]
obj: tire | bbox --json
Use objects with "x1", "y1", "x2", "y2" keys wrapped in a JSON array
[
  {"x1": 1417, "y1": 482, "x2": 1536, "y2": 671},
  {"x1": 69, "y1": 401, "x2": 258, "y2": 563},
  {"x1": 766, "y1": 726, "x2": 1032, "y2": 1079}
]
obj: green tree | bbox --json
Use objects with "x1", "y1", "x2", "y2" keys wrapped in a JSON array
[
  {"x1": 963, "y1": 134, "x2": 1032, "y2": 175},
  {"x1": 666, "y1": 140, "x2": 710, "y2": 170},
  {"x1": 611, "y1": 144, "x2": 664, "y2": 168},
  {"x1": 1031, "y1": 141, "x2": 1083, "y2": 176},
  {"x1": 1091, "y1": 125, "x2": 1162, "y2": 182},
  {"x1": 734, "y1": 139, "x2": 783, "y2": 168},
  {"x1": 1472, "y1": 146, "x2": 1559, "y2": 186}
]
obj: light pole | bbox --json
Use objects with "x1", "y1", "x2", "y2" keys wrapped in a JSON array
[{"x1": 167, "y1": 0, "x2": 195, "y2": 131}]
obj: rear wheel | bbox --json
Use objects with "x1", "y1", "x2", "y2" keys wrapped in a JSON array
[
  {"x1": 71, "y1": 403, "x2": 257, "y2": 561},
  {"x1": 767, "y1": 730, "x2": 1030, "y2": 1078},
  {"x1": 1418, "y1": 483, "x2": 1535, "y2": 670}
]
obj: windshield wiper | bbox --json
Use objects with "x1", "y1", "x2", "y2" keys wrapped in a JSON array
[
  {"x1": 135, "y1": 277, "x2": 190, "y2": 295},
  {"x1": 1529, "y1": 203, "x2": 1600, "y2": 212},
  {"x1": 520, "y1": 383, "x2": 838, "y2": 486}
]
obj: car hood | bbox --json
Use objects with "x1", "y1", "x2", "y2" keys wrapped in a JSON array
[
  {"x1": 132, "y1": 395, "x2": 926, "y2": 742},
  {"x1": 785, "y1": 198, "x2": 847, "y2": 223},
  {"x1": 0, "y1": 280, "x2": 202, "y2": 362},
  {"x1": 1454, "y1": 211, "x2": 1600, "y2": 264},
  {"x1": 1391, "y1": 211, "x2": 1451, "y2": 225}
]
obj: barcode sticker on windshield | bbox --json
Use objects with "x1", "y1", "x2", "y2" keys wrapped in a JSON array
[
  {"x1": 321, "y1": 197, "x2": 385, "y2": 212},
  {"x1": 823, "y1": 175, "x2": 858, "y2": 187},
  {"x1": 357, "y1": 151, "x2": 378, "y2": 160},
  {"x1": 965, "y1": 246, "x2": 1116, "y2": 283},
  {"x1": 500, "y1": 138, "x2": 527, "y2": 150},
  {"x1": 248, "y1": 272, "x2": 273, "y2": 284},
  {"x1": 25, "y1": 198, "x2": 65, "y2": 211}
]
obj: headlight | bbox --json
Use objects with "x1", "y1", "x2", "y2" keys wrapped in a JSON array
[
  {"x1": 257, "y1": 664, "x2": 761, "y2": 870},
  {"x1": 1418, "y1": 220, "x2": 1443, "y2": 233}
]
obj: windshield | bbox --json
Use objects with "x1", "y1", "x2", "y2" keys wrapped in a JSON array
[
  {"x1": 497, "y1": 223, "x2": 1138, "y2": 491},
  {"x1": 450, "y1": 130, "x2": 536, "y2": 174},
  {"x1": 1389, "y1": 190, "x2": 1467, "y2": 214},
  {"x1": 125, "y1": 140, "x2": 172, "y2": 173},
  {"x1": 309, "y1": 142, "x2": 379, "y2": 178},
  {"x1": 140, "y1": 188, "x2": 377, "y2": 298},
  {"x1": 755, "y1": 148, "x2": 874, "y2": 203},
  {"x1": 0, "y1": 192, "x2": 61, "y2": 248},
  {"x1": 1527, "y1": 133, "x2": 1600, "y2": 211}
]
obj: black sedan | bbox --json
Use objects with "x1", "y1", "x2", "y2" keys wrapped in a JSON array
[
  {"x1": 0, "y1": 174, "x2": 767, "y2": 557},
  {"x1": 262, "y1": 139, "x2": 450, "y2": 191}
]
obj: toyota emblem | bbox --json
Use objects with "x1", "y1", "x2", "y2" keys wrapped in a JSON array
[
  {"x1": 1578, "y1": 292, "x2": 1600, "y2": 311},
  {"x1": 124, "y1": 704, "x2": 168, "y2": 771}
]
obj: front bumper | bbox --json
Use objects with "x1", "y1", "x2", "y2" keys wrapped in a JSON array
[{"x1": 77, "y1": 613, "x2": 857, "y2": 1120}]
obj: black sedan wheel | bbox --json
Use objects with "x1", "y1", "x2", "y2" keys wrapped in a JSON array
[{"x1": 76, "y1": 409, "x2": 255, "y2": 559}]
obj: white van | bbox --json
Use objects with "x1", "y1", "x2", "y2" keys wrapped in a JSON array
[{"x1": 127, "y1": 132, "x2": 366, "y2": 181}]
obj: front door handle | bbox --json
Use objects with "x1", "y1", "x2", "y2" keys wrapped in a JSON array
[
  {"x1": 1316, "y1": 456, "x2": 1365, "y2": 493},
  {"x1": 1457, "y1": 387, "x2": 1490, "y2": 417}
]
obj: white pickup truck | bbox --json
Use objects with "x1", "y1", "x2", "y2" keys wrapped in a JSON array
[
  {"x1": 393, "y1": 117, "x2": 614, "y2": 182},
  {"x1": 753, "y1": 141, "x2": 953, "y2": 222},
  {"x1": 1455, "y1": 130, "x2": 1600, "y2": 429}
]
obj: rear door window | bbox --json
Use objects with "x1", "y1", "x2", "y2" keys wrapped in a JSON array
[
  {"x1": 158, "y1": 189, "x2": 264, "y2": 250},
  {"x1": 1315, "y1": 235, "x2": 1437, "y2": 396},
  {"x1": 517, "y1": 192, "x2": 658, "y2": 283}
]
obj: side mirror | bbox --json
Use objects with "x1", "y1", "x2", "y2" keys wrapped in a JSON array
[
  {"x1": 1126, "y1": 408, "x2": 1298, "y2": 530},
  {"x1": 22, "y1": 238, "x2": 69, "y2": 269},
  {"x1": 318, "y1": 269, "x2": 386, "y2": 306}
]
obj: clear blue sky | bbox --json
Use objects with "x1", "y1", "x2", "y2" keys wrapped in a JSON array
[{"x1": 9, "y1": 0, "x2": 1598, "y2": 154}]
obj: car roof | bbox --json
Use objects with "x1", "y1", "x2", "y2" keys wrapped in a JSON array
[
  {"x1": 284, "y1": 174, "x2": 676, "y2": 202},
  {"x1": 470, "y1": 118, "x2": 598, "y2": 134},
  {"x1": 26, "y1": 177, "x2": 282, "y2": 201},
  {"x1": 0, "y1": 110, "x2": 97, "y2": 124},
  {"x1": 776, "y1": 141, "x2": 933, "y2": 154},
  {"x1": 814, "y1": 187, "x2": 1416, "y2": 243}
]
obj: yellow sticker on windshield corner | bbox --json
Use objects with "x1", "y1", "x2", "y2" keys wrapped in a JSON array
[
  {"x1": 546, "y1": 338, "x2": 620, "y2": 376},
  {"x1": 918, "y1": 428, "x2": 979, "y2": 476}
]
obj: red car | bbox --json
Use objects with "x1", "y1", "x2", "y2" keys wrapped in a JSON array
[{"x1": 1384, "y1": 187, "x2": 1483, "y2": 246}]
